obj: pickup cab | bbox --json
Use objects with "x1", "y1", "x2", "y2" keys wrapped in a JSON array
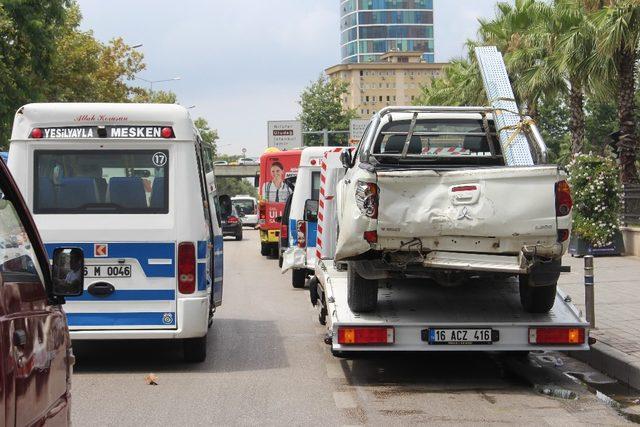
[
  {"x1": 0, "y1": 158, "x2": 84, "y2": 426},
  {"x1": 336, "y1": 107, "x2": 572, "y2": 314}
]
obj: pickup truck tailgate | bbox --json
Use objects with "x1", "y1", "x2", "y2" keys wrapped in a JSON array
[{"x1": 376, "y1": 166, "x2": 561, "y2": 240}]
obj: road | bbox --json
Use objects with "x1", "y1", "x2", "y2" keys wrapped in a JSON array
[{"x1": 71, "y1": 229, "x2": 632, "y2": 426}]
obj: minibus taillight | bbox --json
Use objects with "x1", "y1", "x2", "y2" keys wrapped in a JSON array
[
  {"x1": 258, "y1": 201, "x2": 266, "y2": 225},
  {"x1": 297, "y1": 220, "x2": 306, "y2": 248},
  {"x1": 30, "y1": 128, "x2": 43, "y2": 139},
  {"x1": 178, "y1": 242, "x2": 196, "y2": 294},
  {"x1": 161, "y1": 127, "x2": 174, "y2": 138}
]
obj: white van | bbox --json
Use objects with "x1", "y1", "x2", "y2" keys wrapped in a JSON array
[
  {"x1": 231, "y1": 195, "x2": 258, "y2": 227},
  {"x1": 281, "y1": 147, "x2": 340, "y2": 288},
  {"x1": 8, "y1": 103, "x2": 226, "y2": 362}
]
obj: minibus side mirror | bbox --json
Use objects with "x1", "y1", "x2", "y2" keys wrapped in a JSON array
[
  {"x1": 51, "y1": 247, "x2": 84, "y2": 297},
  {"x1": 340, "y1": 150, "x2": 352, "y2": 169},
  {"x1": 254, "y1": 175, "x2": 260, "y2": 187},
  {"x1": 219, "y1": 195, "x2": 232, "y2": 217},
  {"x1": 304, "y1": 199, "x2": 319, "y2": 222},
  {"x1": 275, "y1": 216, "x2": 282, "y2": 223}
]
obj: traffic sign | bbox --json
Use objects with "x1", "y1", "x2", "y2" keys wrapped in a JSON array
[{"x1": 268, "y1": 121, "x2": 302, "y2": 150}]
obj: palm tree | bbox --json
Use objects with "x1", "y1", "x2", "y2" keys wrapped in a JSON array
[
  {"x1": 551, "y1": 0, "x2": 600, "y2": 154},
  {"x1": 592, "y1": 1, "x2": 640, "y2": 183}
]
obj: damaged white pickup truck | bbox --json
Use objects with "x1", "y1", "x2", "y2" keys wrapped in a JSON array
[{"x1": 335, "y1": 106, "x2": 572, "y2": 314}]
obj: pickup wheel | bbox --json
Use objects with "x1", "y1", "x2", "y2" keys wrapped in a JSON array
[
  {"x1": 519, "y1": 275, "x2": 557, "y2": 313},
  {"x1": 183, "y1": 335, "x2": 207, "y2": 363},
  {"x1": 292, "y1": 269, "x2": 307, "y2": 288},
  {"x1": 347, "y1": 263, "x2": 378, "y2": 313}
]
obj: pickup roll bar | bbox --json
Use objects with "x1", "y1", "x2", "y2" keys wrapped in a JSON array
[{"x1": 378, "y1": 106, "x2": 493, "y2": 117}]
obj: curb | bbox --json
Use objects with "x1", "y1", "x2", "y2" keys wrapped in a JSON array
[{"x1": 568, "y1": 341, "x2": 640, "y2": 390}]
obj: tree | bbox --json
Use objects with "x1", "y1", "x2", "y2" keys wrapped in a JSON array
[
  {"x1": 415, "y1": 54, "x2": 486, "y2": 106},
  {"x1": 298, "y1": 74, "x2": 356, "y2": 146},
  {"x1": 216, "y1": 178, "x2": 258, "y2": 198},
  {"x1": 131, "y1": 89, "x2": 177, "y2": 104},
  {"x1": 0, "y1": 0, "x2": 69, "y2": 145},
  {"x1": 194, "y1": 117, "x2": 219, "y2": 157},
  {"x1": 592, "y1": 1, "x2": 640, "y2": 183}
]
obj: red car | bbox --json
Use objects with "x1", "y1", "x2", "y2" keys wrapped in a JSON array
[{"x1": 0, "y1": 158, "x2": 84, "y2": 425}]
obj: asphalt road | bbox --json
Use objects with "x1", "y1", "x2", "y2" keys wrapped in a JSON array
[{"x1": 71, "y1": 229, "x2": 632, "y2": 426}]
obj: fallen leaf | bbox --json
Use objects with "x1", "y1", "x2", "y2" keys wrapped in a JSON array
[{"x1": 144, "y1": 373, "x2": 158, "y2": 385}]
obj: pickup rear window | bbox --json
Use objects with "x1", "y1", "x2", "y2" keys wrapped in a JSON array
[
  {"x1": 34, "y1": 150, "x2": 169, "y2": 214},
  {"x1": 372, "y1": 119, "x2": 506, "y2": 165}
]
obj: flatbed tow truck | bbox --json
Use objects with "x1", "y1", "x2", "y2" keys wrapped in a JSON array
[{"x1": 310, "y1": 149, "x2": 590, "y2": 356}]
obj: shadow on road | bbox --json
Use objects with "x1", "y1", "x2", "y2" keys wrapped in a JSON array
[
  {"x1": 73, "y1": 318, "x2": 288, "y2": 374},
  {"x1": 338, "y1": 352, "x2": 529, "y2": 392}
]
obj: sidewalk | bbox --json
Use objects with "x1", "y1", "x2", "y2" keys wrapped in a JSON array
[{"x1": 559, "y1": 254, "x2": 640, "y2": 389}]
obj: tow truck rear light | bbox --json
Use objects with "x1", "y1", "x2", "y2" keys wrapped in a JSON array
[
  {"x1": 355, "y1": 181, "x2": 379, "y2": 219},
  {"x1": 297, "y1": 220, "x2": 306, "y2": 248},
  {"x1": 178, "y1": 242, "x2": 196, "y2": 294},
  {"x1": 30, "y1": 128, "x2": 43, "y2": 139},
  {"x1": 555, "y1": 180, "x2": 573, "y2": 217},
  {"x1": 528, "y1": 327, "x2": 585, "y2": 345},
  {"x1": 338, "y1": 327, "x2": 394, "y2": 345},
  {"x1": 227, "y1": 216, "x2": 239, "y2": 224}
]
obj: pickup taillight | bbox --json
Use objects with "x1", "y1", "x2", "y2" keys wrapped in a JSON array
[
  {"x1": 355, "y1": 181, "x2": 379, "y2": 219},
  {"x1": 555, "y1": 180, "x2": 573, "y2": 217},
  {"x1": 281, "y1": 223, "x2": 288, "y2": 240},
  {"x1": 297, "y1": 220, "x2": 306, "y2": 248}
]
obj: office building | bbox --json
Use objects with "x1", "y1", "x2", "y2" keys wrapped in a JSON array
[{"x1": 340, "y1": 0, "x2": 435, "y2": 64}]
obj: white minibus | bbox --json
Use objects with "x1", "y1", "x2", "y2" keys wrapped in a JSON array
[{"x1": 8, "y1": 103, "x2": 227, "y2": 362}]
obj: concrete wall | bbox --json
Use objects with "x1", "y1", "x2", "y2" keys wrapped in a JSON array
[{"x1": 622, "y1": 226, "x2": 640, "y2": 256}]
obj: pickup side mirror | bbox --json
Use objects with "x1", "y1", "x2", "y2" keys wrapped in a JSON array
[
  {"x1": 219, "y1": 195, "x2": 232, "y2": 217},
  {"x1": 340, "y1": 150, "x2": 352, "y2": 169},
  {"x1": 51, "y1": 247, "x2": 84, "y2": 297},
  {"x1": 304, "y1": 199, "x2": 319, "y2": 222}
]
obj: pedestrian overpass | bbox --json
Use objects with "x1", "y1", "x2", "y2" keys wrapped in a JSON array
[{"x1": 213, "y1": 164, "x2": 260, "y2": 179}]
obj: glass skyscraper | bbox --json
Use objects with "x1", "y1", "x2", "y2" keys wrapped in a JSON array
[{"x1": 340, "y1": 0, "x2": 435, "y2": 64}]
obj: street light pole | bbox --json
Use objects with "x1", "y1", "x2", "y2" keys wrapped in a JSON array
[{"x1": 135, "y1": 76, "x2": 181, "y2": 92}]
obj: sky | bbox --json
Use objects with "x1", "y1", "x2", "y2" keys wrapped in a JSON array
[{"x1": 77, "y1": 0, "x2": 504, "y2": 157}]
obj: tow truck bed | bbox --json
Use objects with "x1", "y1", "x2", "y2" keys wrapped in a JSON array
[{"x1": 316, "y1": 260, "x2": 589, "y2": 353}]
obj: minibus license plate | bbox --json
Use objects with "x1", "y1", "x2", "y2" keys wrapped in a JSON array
[
  {"x1": 84, "y1": 265, "x2": 131, "y2": 278},
  {"x1": 424, "y1": 328, "x2": 495, "y2": 345}
]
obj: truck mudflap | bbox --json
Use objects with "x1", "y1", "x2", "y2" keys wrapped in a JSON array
[{"x1": 315, "y1": 260, "x2": 589, "y2": 353}]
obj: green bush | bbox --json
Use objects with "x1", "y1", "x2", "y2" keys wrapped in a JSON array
[{"x1": 566, "y1": 153, "x2": 621, "y2": 247}]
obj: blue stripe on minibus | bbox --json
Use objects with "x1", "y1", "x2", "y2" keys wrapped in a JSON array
[
  {"x1": 67, "y1": 312, "x2": 176, "y2": 326},
  {"x1": 67, "y1": 290, "x2": 175, "y2": 301},
  {"x1": 197, "y1": 240, "x2": 207, "y2": 259},
  {"x1": 197, "y1": 262, "x2": 206, "y2": 291},
  {"x1": 44, "y1": 242, "x2": 175, "y2": 278}
]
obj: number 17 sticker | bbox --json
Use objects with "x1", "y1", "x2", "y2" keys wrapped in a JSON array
[{"x1": 153, "y1": 152, "x2": 167, "y2": 167}]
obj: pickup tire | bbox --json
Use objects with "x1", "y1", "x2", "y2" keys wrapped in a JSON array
[
  {"x1": 347, "y1": 263, "x2": 378, "y2": 313},
  {"x1": 183, "y1": 335, "x2": 207, "y2": 363},
  {"x1": 292, "y1": 269, "x2": 307, "y2": 288},
  {"x1": 518, "y1": 275, "x2": 557, "y2": 313}
]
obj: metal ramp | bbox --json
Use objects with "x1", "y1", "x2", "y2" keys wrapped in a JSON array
[{"x1": 475, "y1": 46, "x2": 534, "y2": 166}]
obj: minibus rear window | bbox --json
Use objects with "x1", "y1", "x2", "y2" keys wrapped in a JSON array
[{"x1": 34, "y1": 150, "x2": 169, "y2": 214}]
